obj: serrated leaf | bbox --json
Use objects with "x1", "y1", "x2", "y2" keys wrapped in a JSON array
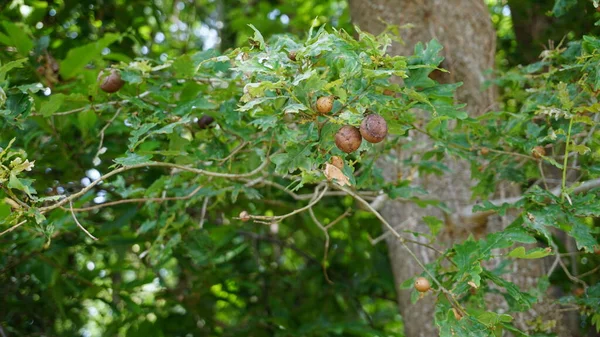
[
  {"x1": 247, "y1": 24, "x2": 265, "y2": 49},
  {"x1": 570, "y1": 143, "x2": 590, "y2": 155},
  {"x1": 507, "y1": 246, "x2": 553, "y2": 259},
  {"x1": 8, "y1": 173, "x2": 36, "y2": 197},
  {"x1": 422, "y1": 216, "x2": 443, "y2": 237},
  {"x1": 283, "y1": 103, "x2": 308, "y2": 113},
  {"x1": 569, "y1": 220, "x2": 598, "y2": 252},
  {"x1": 114, "y1": 153, "x2": 153, "y2": 166},
  {"x1": 270, "y1": 143, "x2": 315, "y2": 174}
]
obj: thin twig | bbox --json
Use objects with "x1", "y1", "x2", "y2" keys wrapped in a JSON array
[
  {"x1": 213, "y1": 141, "x2": 248, "y2": 163},
  {"x1": 93, "y1": 107, "x2": 123, "y2": 165},
  {"x1": 65, "y1": 185, "x2": 204, "y2": 212},
  {"x1": 69, "y1": 201, "x2": 98, "y2": 241},
  {"x1": 199, "y1": 196, "x2": 210, "y2": 229},
  {"x1": 0, "y1": 220, "x2": 27, "y2": 237},
  {"x1": 575, "y1": 265, "x2": 600, "y2": 279},
  {"x1": 242, "y1": 183, "x2": 328, "y2": 222},
  {"x1": 43, "y1": 91, "x2": 151, "y2": 116},
  {"x1": 309, "y1": 207, "x2": 333, "y2": 284}
]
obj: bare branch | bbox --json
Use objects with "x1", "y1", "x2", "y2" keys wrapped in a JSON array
[{"x1": 243, "y1": 183, "x2": 329, "y2": 222}]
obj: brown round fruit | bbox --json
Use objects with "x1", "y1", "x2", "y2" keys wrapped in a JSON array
[
  {"x1": 532, "y1": 146, "x2": 546, "y2": 159},
  {"x1": 360, "y1": 114, "x2": 388, "y2": 143},
  {"x1": 239, "y1": 211, "x2": 250, "y2": 222},
  {"x1": 414, "y1": 277, "x2": 431, "y2": 292},
  {"x1": 288, "y1": 51, "x2": 297, "y2": 61},
  {"x1": 335, "y1": 126, "x2": 362, "y2": 153},
  {"x1": 197, "y1": 115, "x2": 215, "y2": 129},
  {"x1": 316, "y1": 96, "x2": 334, "y2": 114},
  {"x1": 98, "y1": 69, "x2": 125, "y2": 93},
  {"x1": 383, "y1": 89, "x2": 395, "y2": 96},
  {"x1": 480, "y1": 147, "x2": 489, "y2": 155},
  {"x1": 330, "y1": 156, "x2": 344, "y2": 169}
]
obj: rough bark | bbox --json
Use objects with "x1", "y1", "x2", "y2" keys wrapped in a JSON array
[{"x1": 348, "y1": 1, "x2": 565, "y2": 336}]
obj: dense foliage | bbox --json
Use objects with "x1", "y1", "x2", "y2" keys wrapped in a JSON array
[{"x1": 1, "y1": 1, "x2": 600, "y2": 337}]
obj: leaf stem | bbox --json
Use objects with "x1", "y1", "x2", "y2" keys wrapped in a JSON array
[{"x1": 561, "y1": 117, "x2": 574, "y2": 202}]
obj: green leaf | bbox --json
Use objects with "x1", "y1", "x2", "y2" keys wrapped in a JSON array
[
  {"x1": 481, "y1": 224, "x2": 537, "y2": 254},
  {"x1": 77, "y1": 110, "x2": 97, "y2": 135},
  {"x1": 283, "y1": 103, "x2": 308, "y2": 114},
  {"x1": 39, "y1": 94, "x2": 66, "y2": 117},
  {"x1": 270, "y1": 143, "x2": 315, "y2": 174},
  {"x1": 552, "y1": 0, "x2": 577, "y2": 17},
  {"x1": 522, "y1": 211, "x2": 554, "y2": 244},
  {"x1": 484, "y1": 271, "x2": 537, "y2": 311},
  {"x1": 507, "y1": 246, "x2": 553, "y2": 259},
  {"x1": 60, "y1": 33, "x2": 121, "y2": 79},
  {"x1": 114, "y1": 153, "x2": 153, "y2": 166},
  {"x1": 569, "y1": 220, "x2": 598, "y2": 252},
  {"x1": 477, "y1": 311, "x2": 513, "y2": 327},
  {"x1": 0, "y1": 58, "x2": 27, "y2": 82},
  {"x1": 8, "y1": 173, "x2": 36, "y2": 197},
  {"x1": 173, "y1": 96, "x2": 217, "y2": 116},
  {"x1": 453, "y1": 238, "x2": 483, "y2": 287},
  {"x1": 0, "y1": 22, "x2": 33, "y2": 56},
  {"x1": 128, "y1": 123, "x2": 157, "y2": 150},
  {"x1": 247, "y1": 24, "x2": 265, "y2": 49},
  {"x1": 423, "y1": 216, "x2": 443, "y2": 237}
]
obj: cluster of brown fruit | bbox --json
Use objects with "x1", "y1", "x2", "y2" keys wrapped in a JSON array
[{"x1": 315, "y1": 96, "x2": 388, "y2": 154}]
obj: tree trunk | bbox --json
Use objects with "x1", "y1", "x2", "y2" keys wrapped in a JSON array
[{"x1": 348, "y1": 1, "x2": 566, "y2": 336}]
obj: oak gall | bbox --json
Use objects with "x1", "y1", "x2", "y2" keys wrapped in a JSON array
[
  {"x1": 335, "y1": 126, "x2": 362, "y2": 153},
  {"x1": 414, "y1": 277, "x2": 431, "y2": 292},
  {"x1": 98, "y1": 69, "x2": 125, "y2": 93},
  {"x1": 360, "y1": 114, "x2": 388, "y2": 143},
  {"x1": 197, "y1": 115, "x2": 215, "y2": 129},
  {"x1": 316, "y1": 96, "x2": 334, "y2": 114},
  {"x1": 239, "y1": 211, "x2": 250, "y2": 222},
  {"x1": 288, "y1": 51, "x2": 297, "y2": 61},
  {"x1": 532, "y1": 146, "x2": 546, "y2": 159}
]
